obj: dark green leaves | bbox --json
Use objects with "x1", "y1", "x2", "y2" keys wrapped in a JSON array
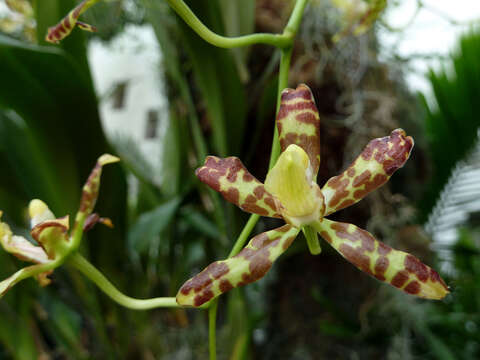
[{"x1": 420, "y1": 31, "x2": 480, "y2": 221}]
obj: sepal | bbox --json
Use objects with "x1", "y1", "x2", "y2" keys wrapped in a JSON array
[
  {"x1": 0, "y1": 212, "x2": 49, "y2": 264},
  {"x1": 196, "y1": 156, "x2": 281, "y2": 218},
  {"x1": 277, "y1": 84, "x2": 321, "y2": 177},
  {"x1": 177, "y1": 225, "x2": 299, "y2": 307},
  {"x1": 74, "y1": 154, "x2": 119, "y2": 230},
  {"x1": 314, "y1": 219, "x2": 449, "y2": 300},
  {"x1": 321, "y1": 129, "x2": 413, "y2": 216}
]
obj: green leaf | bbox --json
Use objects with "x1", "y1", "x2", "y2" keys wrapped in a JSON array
[
  {"x1": 0, "y1": 32, "x2": 126, "y2": 357},
  {"x1": 180, "y1": 206, "x2": 221, "y2": 239},
  {"x1": 218, "y1": 0, "x2": 255, "y2": 82},
  {"x1": 0, "y1": 111, "x2": 64, "y2": 211},
  {"x1": 0, "y1": 288, "x2": 38, "y2": 360},
  {"x1": 420, "y1": 31, "x2": 480, "y2": 221},
  {"x1": 178, "y1": 0, "x2": 247, "y2": 156},
  {"x1": 160, "y1": 107, "x2": 183, "y2": 197},
  {"x1": 0, "y1": 34, "x2": 126, "y2": 232},
  {"x1": 128, "y1": 197, "x2": 182, "y2": 254},
  {"x1": 39, "y1": 292, "x2": 87, "y2": 358}
]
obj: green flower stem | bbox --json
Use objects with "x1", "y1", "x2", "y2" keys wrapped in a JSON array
[
  {"x1": 284, "y1": 0, "x2": 310, "y2": 37},
  {"x1": 70, "y1": 213, "x2": 87, "y2": 251},
  {"x1": 69, "y1": 253, "x2": 179, "y2": 309},
  {"x1": 208, "y1": 299, "x2": 219, "y2": 360},
  {"x1": 164, "y1": 0, "x2": 291, "y2": 48},
  {"x1": 268, "y1": 45, "x2": 294, "y2": 169},
  {"x1": 228, "y1": 214, "x2": 261, "y2": 258},
  {"x1": 303, "y1": 225, "x2": 321, "y2": 255}
]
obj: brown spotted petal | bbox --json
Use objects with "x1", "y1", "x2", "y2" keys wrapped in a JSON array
[
  {"x1": 176, "y1": 225, "x2": 299, "y2": 307},
  {"x1": 321, "y1": 129, "x2": 414, "y2": 216},
  {"x1": 277, "y1": 84, "x2": 321, "y2": 177},
  {"x1": 313, "y1": 219, "x2": 449, "y2": 300},
  {"x1": 196, "y1": 156, "x2": 282, "y2": 218}
]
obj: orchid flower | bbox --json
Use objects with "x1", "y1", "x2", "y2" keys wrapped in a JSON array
[
  {"x1": 45, "y1": 0, "x2": 101, "y2": 44},
  {"x1": 176, "y1": 84, "x2": 449, "y2": 307},
  {"x1": 0, "y1": 154, "x2": 118, "y2": 296}
]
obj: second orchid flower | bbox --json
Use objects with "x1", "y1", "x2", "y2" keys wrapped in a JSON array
[{"x1": 177, "y1": 84, "x2": 449, "y2": 307}]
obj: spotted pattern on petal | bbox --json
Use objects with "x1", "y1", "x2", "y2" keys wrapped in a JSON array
[
  {"x1": 176, "y1": 225, "x2": 299, "y2": 307},
  {"x1": 277, "y1": 84, "x2": 321, "y2": 177},
  {"x1": 316, "y1": 219, "x2": 449, "y2": 300},
  {"x1": 321, "y1": 129, "x2": 414, "y2": 216},
  {"x1": 45, "y1": 0, "x2": 98, "y2": 44},
  {"x1": 196, "y1": 156, "x2": 282, "y2": 218}
]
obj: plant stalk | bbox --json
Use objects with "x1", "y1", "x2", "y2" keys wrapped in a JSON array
[
  {"x1": 69, "y1": 253, "x2": 179, "y2": 309},
  {"x1": 208, "y1": 299, "x2": 219, "y2": 360},
  {"x1": 163, "y1": 0, "x2": 291, "y2": 48},
  {"x1": 161, "y1": 0, "x2": 311, "y2": 358}
]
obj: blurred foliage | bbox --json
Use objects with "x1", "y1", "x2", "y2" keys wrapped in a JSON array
[
  {"x1": 421, "y1": 227, "x2": 480, "y2": 360},
  {"x1": 0, "y1": 0, "x2": 478, "y2": 359},
  {"x1": 419, "y1": 31, "x2": 480, "y2": 222}
]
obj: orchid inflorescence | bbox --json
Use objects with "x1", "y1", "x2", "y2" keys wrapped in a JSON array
[
  {"x1": 0, "y1": 155, "x2": 118, "y2": 296},
  {"x1": 176, "y1": 84, "x2": 449, "y2": 307},
  {"x1": 0, "y1": 85, "x2": 449, "y2": 309}
]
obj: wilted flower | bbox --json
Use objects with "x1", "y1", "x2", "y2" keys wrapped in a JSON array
[
  {"x1": 176, "y1": 84, "x2": 449, "y2": 307},
  {"x1": 0, "y1": 154, "x2": 118, "y2": 296}
]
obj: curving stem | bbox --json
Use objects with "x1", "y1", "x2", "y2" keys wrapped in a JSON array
[
  {"x1": 163, "y1": 0, "x2": 292, "y2": 48},
  {"x1": 69, "y1": 253, "x2": 179, "y2": 309},
  {"x1": 200, "y1": 1, "x2": 310, "y2": 359}
]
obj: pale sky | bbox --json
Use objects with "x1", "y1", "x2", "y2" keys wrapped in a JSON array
[{"x1": 380, "y1": 0, "x2": 480, "y2": 96}]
